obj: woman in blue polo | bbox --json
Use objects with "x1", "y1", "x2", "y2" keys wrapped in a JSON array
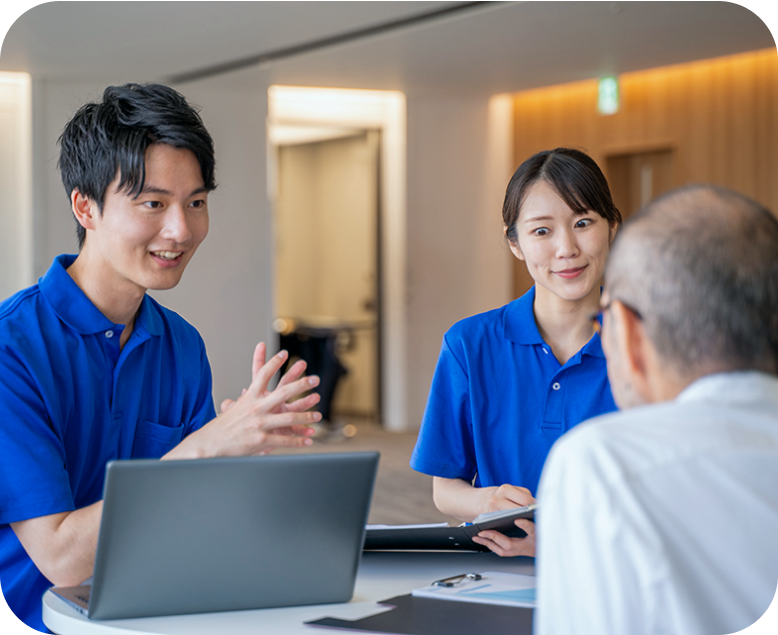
[{"x1": 411, "y1": 148, "x2": 621, "y2": 557}]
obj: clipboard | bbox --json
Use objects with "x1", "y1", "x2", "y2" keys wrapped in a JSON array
[
  {"x1": 364, "y1": 505, "x2": 536, "y2": 552},
  {"x1": 414, "y1": 570, "x2": 536, "y2": 607},
  {"x1": 305, "y1": 592, "x2": 533, "y2": 635}
]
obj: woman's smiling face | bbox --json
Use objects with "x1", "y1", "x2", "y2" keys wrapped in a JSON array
[{"x1": 510, "y1": 179, "x2": 616, "y2": 303}]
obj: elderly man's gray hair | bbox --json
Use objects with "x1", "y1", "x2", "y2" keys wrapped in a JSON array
[{"x1": 605, "y1": 184, "x2": 778, "y2": 375}]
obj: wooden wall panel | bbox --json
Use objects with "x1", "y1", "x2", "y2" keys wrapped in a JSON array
[
  {"x1": 513, "y1": 48, "x2": 778, "y2": 204},
  {"x1": 510, "y1": 48, "x2": 778, "y2": 298}
]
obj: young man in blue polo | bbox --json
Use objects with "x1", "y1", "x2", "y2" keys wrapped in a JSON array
[{"x1": 0, "y1": 83, "x2": 321, "y2": 632}]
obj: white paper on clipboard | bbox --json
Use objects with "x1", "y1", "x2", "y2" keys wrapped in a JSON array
[{"x1": 412, "y1": 571, "x2": 536, "y2": 608}]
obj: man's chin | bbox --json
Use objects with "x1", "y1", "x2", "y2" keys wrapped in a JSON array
[{"x1": 144, "y1": 273, "x2": 186, "y2": 292}]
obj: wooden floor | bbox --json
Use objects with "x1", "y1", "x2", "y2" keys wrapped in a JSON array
[{"x1": 274, "y1": 419, "x2": 455, "y2": 526}]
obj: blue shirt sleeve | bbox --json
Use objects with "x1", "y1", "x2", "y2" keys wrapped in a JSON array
[
  {"x1": 0, "y1": 262, "x2": 221, "y2": 633},
  {"x1": 0, "y1": 346, "x2": 75, "y2": 525},
  {"x1": 410, "y1": 331, "x2": 477, "y2": 481}
]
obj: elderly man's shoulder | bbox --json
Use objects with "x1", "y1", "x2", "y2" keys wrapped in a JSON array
[
  {"x1": 544, "y1": 403, "x2": 679, "y2": 487},
  {"x1": 547, "y1": 371, "x2": 778, "y2": 487},
  {"x1": 555, "y1": 399, "x2": 685, "y2": 450}
]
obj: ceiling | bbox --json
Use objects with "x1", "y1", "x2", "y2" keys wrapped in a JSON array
[{"x1": 1, "y1": 2, "x2": 775, "y2": 96}]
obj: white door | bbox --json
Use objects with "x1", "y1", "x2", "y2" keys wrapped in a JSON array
[{"x1": 274, "y1": 131, "x2": 380, "y2": 420}]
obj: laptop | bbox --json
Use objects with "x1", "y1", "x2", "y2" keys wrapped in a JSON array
[{"x1": 51, "y1": 451, "x2": 379, "y2": 620}]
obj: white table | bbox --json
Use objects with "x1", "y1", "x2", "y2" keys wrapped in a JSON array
[{"x1": 43, "y1": 551, "x2": 535, "y2": 634}]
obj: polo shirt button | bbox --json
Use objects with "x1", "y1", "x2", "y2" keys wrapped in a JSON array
[
  {"x1": 105, "y1": 330, "x2": 114, "y2": 339},
  {"x1": 552, "y1": 382, "x2": 561, "y2": 391}
]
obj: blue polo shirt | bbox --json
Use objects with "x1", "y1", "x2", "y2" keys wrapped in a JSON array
[
  {"x1": 0, "y1": 255, "x2": 216, "y2": 632},
  {"x1": 411, "y1": 286, "x2": 616, "y2": 497}
]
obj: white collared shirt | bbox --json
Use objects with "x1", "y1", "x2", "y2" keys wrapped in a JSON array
[{"x1": 536, "y1": 371, "x2": 778, "y2": 635}]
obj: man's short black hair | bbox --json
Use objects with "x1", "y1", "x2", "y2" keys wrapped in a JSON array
[{"x1": 58, "y1": 83, "x2": 217, "y2": 249}]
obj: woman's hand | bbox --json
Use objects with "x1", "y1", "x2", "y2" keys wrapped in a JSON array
[
  {"x1": 471, "y1": 518, "x2": 536, "y2": 557},
  {"x1": 472, "y1": 486, "x2": 536, "y2": 557},
  {"x1": 433, "y1": 478, "x2": 536, "y2": 523},
  {"x1": 483, "y1": 484, "x2": 535, "y2": 514}
]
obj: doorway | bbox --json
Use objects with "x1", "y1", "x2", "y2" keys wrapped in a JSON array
[
  {"x1": 606, "y1": 147, "x2": 676, "y2": 220},
  {"x1": 274, "y1": 130, "x2": 381, "y2": 423},
  {"x1": 268, "y1": 86, "x2": 407, "y2": 430}
]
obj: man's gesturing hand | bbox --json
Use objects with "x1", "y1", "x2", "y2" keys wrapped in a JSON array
[{"x1": 168, "y1": 343, "x2": 321, "y2": 460}]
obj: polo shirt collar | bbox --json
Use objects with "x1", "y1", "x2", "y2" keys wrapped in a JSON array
[
  {"x1": 39, "y1": 254, "x2": 163, "y2": 337},
  {"x1": 135, "y1": 294, "x2": 164, "y2": 337},
  {"x1": 503, "y1": 286, "x2": 544, "y2": 345},
  {"x1": 580, "y1": 330, "x2": 606, "y2": 359},
  {"x1": 502, "y1": 284, "x2": 606, "y2": 358}
]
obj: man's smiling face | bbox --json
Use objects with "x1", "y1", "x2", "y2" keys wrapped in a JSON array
[{"x1": 81, "y1": 143, "x2": 210, "y2": 298}]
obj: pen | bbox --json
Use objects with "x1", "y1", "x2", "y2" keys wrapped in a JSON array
[{"x1": 432, "y1": 572, "x2": 483, "y2": 587}]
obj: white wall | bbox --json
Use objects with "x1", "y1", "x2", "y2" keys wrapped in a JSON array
[
  {"x1": 164, "y1": 69, "x2": 274, "y2": 404},
  {"x1": 405, "y1": 93, "x2": 514, "y2": 427},
  {"x1": 0, "y1": 73, "x2": 32, "y2": 298},
  {"x1": 31, "y1": 80, "x2": 103, "y2": 275}
]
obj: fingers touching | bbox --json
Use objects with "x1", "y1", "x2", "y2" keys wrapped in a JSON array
[{"x1": 194, "y1": 342, "x2": 328, "y2": 461}]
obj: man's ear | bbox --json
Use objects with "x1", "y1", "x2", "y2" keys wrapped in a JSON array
[
  {"x1": 70, "y1": 189, "x2": 99, "y2": 231},
  {"x1": 610, "y1": 300, "x2": 652, "y2": 401}
]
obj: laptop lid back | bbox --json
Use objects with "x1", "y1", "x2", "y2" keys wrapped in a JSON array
[{"x1": 88, "y1": 452, "x2": 378, "y2": 620}]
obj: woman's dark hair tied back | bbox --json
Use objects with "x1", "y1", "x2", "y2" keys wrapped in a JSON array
[{"x1": 503, "y1": 147, "x2": 621, "y2": 243}]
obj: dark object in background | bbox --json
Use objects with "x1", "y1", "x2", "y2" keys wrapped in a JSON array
[{"x1": 277, "y1": 321, "x2": 349, "y2": 425}]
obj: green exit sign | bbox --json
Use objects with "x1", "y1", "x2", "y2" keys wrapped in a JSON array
[{"x1": 598, "y1": 76, "x2": 619, "y2": 115}]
